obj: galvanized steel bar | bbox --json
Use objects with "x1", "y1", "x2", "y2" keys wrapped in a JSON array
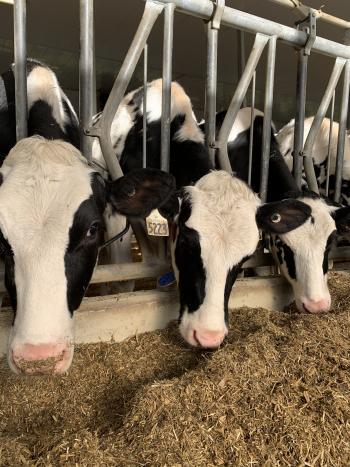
[
  {"x1": 205, "y1": 21, "x2": 219, "y2": 166},
  {"x1": 79, "y1": 0, "x2": 94, "y2": 161},
  {"x1": 260, "y1": 36, "x2": 277, "y2": 203},
  {"x1": 264, "y1": 0, "x2": 350, "y2": 31},
  {"x1": 91, "y1": 260, "x2": 170, "y2": 284},
  {"x1": 247, "y1": 72, "x2": 256, "y2": 186},
  {"x1": 334, "y1": 60, "x2": 350, "y2": 203},
  {"x1": 217, "y1": 33, "x2": 269, "y2": 173},
  {"x1": 302, "y1": 57, "x2": 346, "y2": 193},
  {"x1": 161, "y1": 3, "x2": 175, "y2": 172},
  {"x1": 149, "y1": 0, "x2": 350, "y2": 60},
  {"x1": 325, "y1": 91, "x2": 335, "y2": 197},
  {"x1": 293, "y1": 50, "x2": 308, "y2": 188},
  {"x1": 237, "y1": 30, "x2": 247, "y2": 107},
  {"x1": 96, "y1": 1, "x2": 164, "y2": 180},
  {"x1": 13, "y1": 0, "x2": 27, "y2": 141},
  {"x1": 143, "y1": 44, "x2": 148, "y2": 168}
]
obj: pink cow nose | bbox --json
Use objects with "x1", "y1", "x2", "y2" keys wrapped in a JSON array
[
  {"x1": 193, "y1": 330, "x2": 226, "y2": 349},
  {"x1": 302, "y1": 298, "x2": 331, "y2": 314},
  {"x1": 11, "y1": 343, "x2": 72, "y2": 375}
]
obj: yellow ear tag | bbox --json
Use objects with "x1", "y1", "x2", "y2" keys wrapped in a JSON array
[{"x1": 146, "y1": 209, "x2": 169, "y2": 237}]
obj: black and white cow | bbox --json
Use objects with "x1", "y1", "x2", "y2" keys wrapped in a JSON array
[
  {"x1": 276, "y1": 116, "x2": 350, "y2": 205},
  {"x1": 0, "y1": 62, "x2": 175, "y2": 374},
  {"x1": 214, "y1": 108, "x2": 350, "y2": 314},
  {"x1": 92, "y1": 82, "x2": 313, "y2": 349},
  {"x1": 0, "y1": 59, "x2": 80, "y2": 158}
]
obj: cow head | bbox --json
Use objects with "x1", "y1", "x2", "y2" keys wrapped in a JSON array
[
  {"x1": 0, "y1": 136, "x2": 175, "y2": 375},
  {"x1": 162, "y1": 171, "x2": 311, "y2": 349},
  {"x1": 270, "y1": 192, "x2": 350, "y2": 314}
]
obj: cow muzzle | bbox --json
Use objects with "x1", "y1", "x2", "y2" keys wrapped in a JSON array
[{"x1": 9, "y1": 342, "x2": 74, "y2": 375}]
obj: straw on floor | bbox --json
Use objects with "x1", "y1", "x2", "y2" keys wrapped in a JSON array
[{"x1": 1, "y1": 271, "x2": 350, "y2": 466}]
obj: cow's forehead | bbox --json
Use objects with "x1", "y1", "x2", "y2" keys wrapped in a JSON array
[
  {"x1": 279, "y1": 197, "x2": 335, "y2": 247},
  {"x1": 0, "y1": 138, "x2": 94, "y2": 249},
  {"x1": 184, "y1": 171, "x2": 260, "y2": 266}
]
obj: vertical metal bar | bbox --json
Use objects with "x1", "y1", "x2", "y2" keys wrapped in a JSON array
[
  {"x1": 97, "y1": 1, "x2": 163, "y2": 180},
  {"x1": 293, "y1": 50, "x2": 308, "y2": 188},
  {"x1": 303, "y1": 57, "x2": 346, "y2": 193},
  {"x1": 13, "y1": 0, "x2": 27, "y2": 141},
  {"x1": 205, "y1": 21, "x2": 218, "y2": 167},
  {"x1": 143, "y1": 44, "x2": 148, "y2": 168},
  {"x1": 248, "y1": 71, "x2": 256, "y2": 186},
  {"x1": 334, "y1": 59, "x2": 350, "y2": 203},
  {"x1": 217, "y1": 33, "x2": 269, "y2": 173},
  {"x1": 325, "y1": 90, "x2": 335, "y2": 197},
  {"x1": 161, "y1": 3, "x2": 175, "y2": 172},
  {"x1": 260, "y1": 36, "x2": 277, "y2": 203},
  {"x1": 79, "y1": 0, "x2": 94, "y2": 161},
  {"x1": 237, "y1": 30, "x2": 247, "y2": 107}
]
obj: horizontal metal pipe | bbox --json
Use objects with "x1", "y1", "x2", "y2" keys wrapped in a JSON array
[
  {"x1": 148, "y1": 0, "x2": 350, "y2": 59},
  {"x1": 303, "y1": 57, "x2": 346, "y2": 193},
  {"x1": 217, "y1": 33, "x2": 269, "y2": 173},
  {"x1": 334, "y1": 60, "x2": 350, "y2": 203},
  {"x1": 91, "y1": 260, "x2": 170, "y2": 283},
  {"x1": 266, "y1": 0, "x2": 350, "y2": 30},
  {"x1": 97, "y1": 1, "x2": 163, "y2": 180}
]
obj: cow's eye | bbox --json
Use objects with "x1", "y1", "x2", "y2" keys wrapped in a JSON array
[{"x1": 86, "y1": 221, "x2": 100, "y2": 238}]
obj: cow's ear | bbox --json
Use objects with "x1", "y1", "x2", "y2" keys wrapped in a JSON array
[
  {"x1": 332, "y1": 206, "x2": 350, "y2": 235},
  {"x1": 107, "y1": 168, "x2": 176, "y2": 217},
  {"x1": 256, "y1": 199, "x2": 311, "y2": 234}
]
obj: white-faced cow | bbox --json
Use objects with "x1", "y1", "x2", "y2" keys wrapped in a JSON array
[
  {"x1": 92, "y1": 83, "x2": 313, "y2": 349},
  {"x1": 214, "y1": 108, "x2": 350, "y2": 314},
  {"x1": 276, "y1": 116, "x2": 350, "y2": 205},
  {"x1": 0, "y1": 61, "x2": 175, "y2": 375}
]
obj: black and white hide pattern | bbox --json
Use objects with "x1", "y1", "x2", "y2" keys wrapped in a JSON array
[
  {"x1": 276, "y1": 116, "x2": 350, "y2": 205},
  {"x1": 212, "y1": 108, "x2": 350, "y2": 314},
  {"x1": 161, "y1": 170, "x2": 311, "y2": 349},
  {"x1": 0, "y1": 137, "x2": 174, "y2": 376},
  {"x1": 92, "y1": 79, "x2": 213, "y2": 289},
  {"x1": 0, "y1": 59, "x2": 80, "y2": 160}
]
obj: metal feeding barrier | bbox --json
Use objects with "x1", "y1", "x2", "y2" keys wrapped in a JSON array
[{"x1": 11, "y1": 0, "x2": 350, "y2": 287}]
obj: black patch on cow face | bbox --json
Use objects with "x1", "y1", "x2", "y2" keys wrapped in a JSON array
[
  {"x1": 223, "y1": 256, "x2": 250, "y2": 324},
  {"x1": 282, "y1": 242, "x2": 296, "y2": 280},
  {"x1": 0, "y1": 229, "x2": 17, "y2": 317},
  {"x1": 65, "y1": 174, "x2": 106, "y2": 313},
  {"x1": 323, "y1": 230, "x2": 337, "y2": 274},
  {"x1": 273, "y1": 236, "x2": 296, "y2": 280},
  {"x1": 175, "y1": 198, "x2": 206, "y2": 318}
]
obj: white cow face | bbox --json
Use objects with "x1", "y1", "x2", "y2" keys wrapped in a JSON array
[
  {"x1": 163, "y1": 171, "x2": 312, "y2": 349},
  {"x1": 0, "y1": 137, "x2": 175, "y2": 375},
  {"x1": 271, "y1": 193, "x2": 350, "y2": 313}
]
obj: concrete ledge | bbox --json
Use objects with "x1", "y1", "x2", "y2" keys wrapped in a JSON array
[{"x1": 0, "y1": 275, "x2": 293, "y2": 356}]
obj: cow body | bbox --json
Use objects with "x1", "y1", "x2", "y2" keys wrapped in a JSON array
[
  {"x1": 0, "y1": 59, "x2": 80, "y2": 159},
  {"x1": 216, "y1": 108, "x2": 350, "y2": 314},
  {"x1": 276, "y1": 116, "x2": 350, "y2": 205}
]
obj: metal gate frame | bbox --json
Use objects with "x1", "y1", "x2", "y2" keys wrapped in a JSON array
[{"x1": 11, "y1": 0, "x2": 350, "y2": 287}]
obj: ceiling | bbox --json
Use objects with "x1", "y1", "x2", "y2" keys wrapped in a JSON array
[{"x1": 0, "y1": 0, "x2": 349, "y2": 125}]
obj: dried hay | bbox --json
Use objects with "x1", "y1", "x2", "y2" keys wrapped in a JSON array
[{"x1": 1, "y1": 271, "x2": 350, "y2": 466}]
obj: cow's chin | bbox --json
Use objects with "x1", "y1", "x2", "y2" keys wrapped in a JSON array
[{"x1": 7, "y1": 337, "x2": 75, "y2": 376}]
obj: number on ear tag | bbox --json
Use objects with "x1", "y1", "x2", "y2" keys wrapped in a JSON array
[{"x1": 146, "y1": 209, "x2": 169, "y2": 237}]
